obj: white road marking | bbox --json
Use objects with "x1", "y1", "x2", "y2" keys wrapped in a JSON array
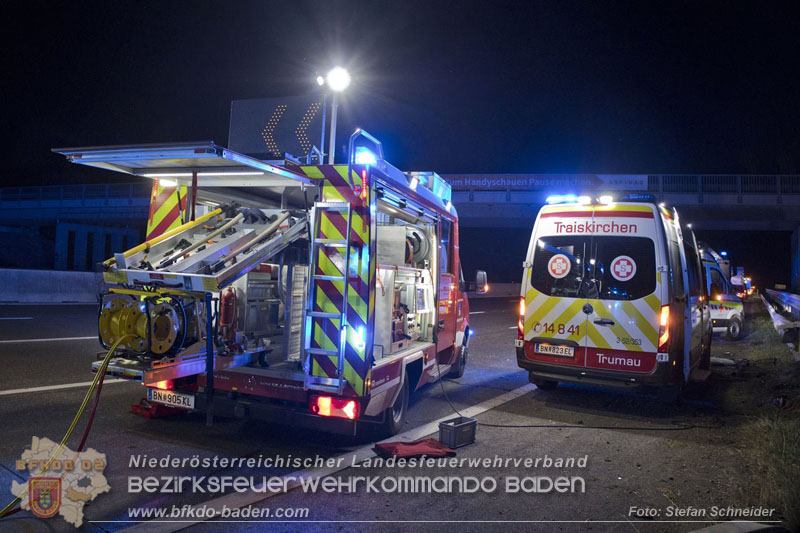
[
  {"x1": 114, "y1": 383, "x2": 536, "y2": 531},
  {"x1": 468, "y1": 311, "x2": 485, "y2": 315},
  {"x1": 0, "y1": 317, "x2": 33, "y2": 320},
  {"x1": 0, "y1": 379, "x2": 131, "y2": 396},
  {"x1": 0, "y1": 336, "x2": 97, "y2": 344}
]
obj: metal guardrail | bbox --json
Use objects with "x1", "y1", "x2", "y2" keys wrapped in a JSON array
[
  {"x1": 764, "y1": 289, "x2": 800, "y2": 321},
  {"x1": 651, "y1": 174, "x2": 800, "y2": 194}
]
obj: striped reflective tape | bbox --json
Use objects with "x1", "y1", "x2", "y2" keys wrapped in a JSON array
[
  {"x1": 146, "y1": 182, "x2": 188, "y2": 240},
  {"x1": 523, "y1": 288, "x2": 660, "y2": 352}
]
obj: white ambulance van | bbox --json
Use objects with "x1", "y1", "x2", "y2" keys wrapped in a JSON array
[
  {"x1": 515, "y1": 194, "x2": 712, "y2": 397},
  {"x1": 702, "y1": 256, "x2": 744, "y2": 340}
]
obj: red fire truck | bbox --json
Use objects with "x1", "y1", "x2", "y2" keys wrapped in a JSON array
[{"x1": 55, "y1": 130, "x2": 486, "y2": 435}]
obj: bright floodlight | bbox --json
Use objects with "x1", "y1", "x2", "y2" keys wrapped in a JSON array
[
  {"x1": 316, "y1": 75, "x2": 325, "y2": 86},
  {"x1": 326, "y1": 67, "x2": 351, "y2": 92}
]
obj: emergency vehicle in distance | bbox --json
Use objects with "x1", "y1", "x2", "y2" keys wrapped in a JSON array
[
  {"x1": 700, "y1": 246, "x2": 744, "y2": 340},
  {"x1": 516, "y1": 194, "x2": 712, "y2": 398},
  {"x1": 54, "y1": 130, "x2": 486, "y2": 436}
]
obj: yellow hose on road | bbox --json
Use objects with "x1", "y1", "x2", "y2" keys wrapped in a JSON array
[{"x1": 0, "y1": 335, "x2": 131, "y2": 519}]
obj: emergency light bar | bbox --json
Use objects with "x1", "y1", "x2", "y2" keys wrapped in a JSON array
[
  {"x1": 545, "y1": 194, "x2": 615, "y2": 205},
  {"x1": 406, "y1": 171, "x2": 452, "y2": 207},
  {"x1": 620, "y1": 193, "x2": 657, "y2": 203},
  {"x1": 545, "y1": 194, "x2": 578, "y2": 204}
]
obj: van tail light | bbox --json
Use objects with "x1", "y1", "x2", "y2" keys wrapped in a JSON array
[
  {"x1": 518, "y1": 297, "x2": 525, "y2": 340},
  {"x1": 310, "y1": 395, "x2": 359, "y2": 420},
  {"x1": 658, "y1": 305, "x2": 670, "y2": 350}
]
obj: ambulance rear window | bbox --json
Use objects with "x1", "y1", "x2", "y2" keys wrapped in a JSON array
[{"x1": 530, "y1": 236, "x2": 656, "y2": 300}]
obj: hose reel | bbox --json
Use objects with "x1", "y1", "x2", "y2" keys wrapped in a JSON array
[{"x1": 98, "y1": 294, "x2": 192, "y2": 356}]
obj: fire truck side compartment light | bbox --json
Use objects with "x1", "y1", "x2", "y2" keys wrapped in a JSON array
[
  {"x1": 356, "y1": 326, "x2": 366, "y2": 349},
  {"x1": 158, "y1": 179, "x2": 177, "y2": 188},
  {"x1": 598, "y1": 195, "x2": 614, "y2": 204},
  {"x1": 577, "y1": 195, "x2": 591, "y2": 204},
  {"x1": 409, "y1": 176, "x2": 419, "y2": 190}
]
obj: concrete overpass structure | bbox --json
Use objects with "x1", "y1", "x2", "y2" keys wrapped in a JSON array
[
  {"x1": 444, "y1": 174, "x2": 800, "y2": 231},
  {"x1": 3, "y1": 174, "x2": 800, "y2": 289},
  {"x1": 0, "y1": 183, "x2": 149, "y2": 270},
  {"x1": 443, "y1": 173, "x2": 800, "y2": 291}
]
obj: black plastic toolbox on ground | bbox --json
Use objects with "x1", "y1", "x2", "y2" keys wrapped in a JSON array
[{"x1": 438, "y1": 416, "x2": 477, "y2": 448}]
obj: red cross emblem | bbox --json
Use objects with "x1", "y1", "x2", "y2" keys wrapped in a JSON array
[
  {"x1": 548, "y1": 254, "x2": 571, "y2": 279},
  {"x1": 610, "y1": 255, "x2": 636, "y2": 281}
]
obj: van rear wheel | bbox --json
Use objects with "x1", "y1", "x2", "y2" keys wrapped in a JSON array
[
  {"x1": 530, "y1": 374, "x2": 558, "y2": 390},
  {"x1": 726, "y1": 317, "x2": 742, "y2": 340},
  {"x1": 656, "y1": 385, "x2": 682, "y2": 404},
  {"x1": 700, "y1": 334, "x2": 712, "y2": 370}
]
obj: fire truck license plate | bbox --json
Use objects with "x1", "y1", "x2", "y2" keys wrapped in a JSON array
[
  {"x1": 535, "y1": 343, "x2": 574, "y2": 357},
  {"x1": 147, "y1": 388, "x2": 195, "y2": 409}
]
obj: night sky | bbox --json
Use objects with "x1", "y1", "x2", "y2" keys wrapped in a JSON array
[{"x1": 2, "y1": 1, "x2": 799, "y2": 284}]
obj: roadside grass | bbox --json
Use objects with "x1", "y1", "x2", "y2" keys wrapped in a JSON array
[
  {"x1": 723, "y1": 298, "x2": 800, "y2": 531},
  {"x1": 749, "y1": 411, "x2": 800, "y2": 530}
]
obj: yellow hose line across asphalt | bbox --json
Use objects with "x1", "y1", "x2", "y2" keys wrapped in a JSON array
[{"x1": 0, "y1": 334, "x2": 132, "y2": 519}]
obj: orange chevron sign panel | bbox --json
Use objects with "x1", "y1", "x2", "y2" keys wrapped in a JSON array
[{"x1": 229, "y1": 95, "x2": 324, "y2": 160}]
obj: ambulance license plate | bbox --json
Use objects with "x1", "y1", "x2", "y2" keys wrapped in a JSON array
[
  {"x1": 535, "y1": 343, "x2": 574, "y2": 358},
  {"x1": 147, "y1": 388, "x2": 195, "y2": 410}
]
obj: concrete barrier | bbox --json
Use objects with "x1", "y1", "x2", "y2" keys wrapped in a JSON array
[
  {"x1": 0, "y1": 268, "x2": 105, "y2": 303},
  {"x1": 471, "y1": 282, "x2": 522, "y2": 298},
  {"x1": 0, "y1": 269, "x2": 521, "y2": 304}
]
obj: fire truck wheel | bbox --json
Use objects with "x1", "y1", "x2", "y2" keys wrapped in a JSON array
[
  {"x1": 384, "y1": 376, "x2": 409, "y2": 436},
  {"x1": 448, "y1": 345, "x2": 468, "y2": 378},
  {"x1": 726, "y1": 317, "x2": 742, "y2": 340}
]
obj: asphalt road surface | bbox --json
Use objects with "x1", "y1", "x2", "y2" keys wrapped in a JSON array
[{"x1": 0, "y1": 299, "x2": 783, "y2": 532}]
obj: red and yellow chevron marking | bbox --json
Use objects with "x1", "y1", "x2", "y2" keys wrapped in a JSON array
[
  {"x1": 298, "y1": 164, "x2": 375, "y2": 397},
  {"x1": 146, "y1": 181, "x2": 188, "y2": 240}
]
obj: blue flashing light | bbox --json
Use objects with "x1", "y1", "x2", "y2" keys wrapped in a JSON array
[
  {"x1": 720, "y1": 251, "x2": 728, "y2": 257},
  {"x1": 354, "y1": 147, "x2": 378, "y2": 165},
  {"x1": 546, "y1": 194, "x2": 578, "y2": 205},
  {"x1": 620, "y1": 193, "x2": 657, "y2": 203}
]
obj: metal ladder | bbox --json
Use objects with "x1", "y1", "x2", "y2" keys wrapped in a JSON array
[{"x1": 304, "y1": 202, "x2": 353, "y2": 395}]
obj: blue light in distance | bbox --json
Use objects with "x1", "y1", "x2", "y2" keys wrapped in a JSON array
[
  {"x1": 720, "y1": 251, "x2": 728, "y2": 256},
  {"x1": 354, "y1": 147, "x2": 378, "y2": 165}
]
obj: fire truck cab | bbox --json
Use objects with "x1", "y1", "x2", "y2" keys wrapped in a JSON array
[{"x1": 54, "y1": 130, "x2": 485, "y2": 436}]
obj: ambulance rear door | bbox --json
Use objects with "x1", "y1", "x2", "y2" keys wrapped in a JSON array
[
  {"x1": 522, "y1": 204, "x2": 595, "y2": 368},
  {"x1": 582, "y1": 203, "x2": 665, "y2": 374}
]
